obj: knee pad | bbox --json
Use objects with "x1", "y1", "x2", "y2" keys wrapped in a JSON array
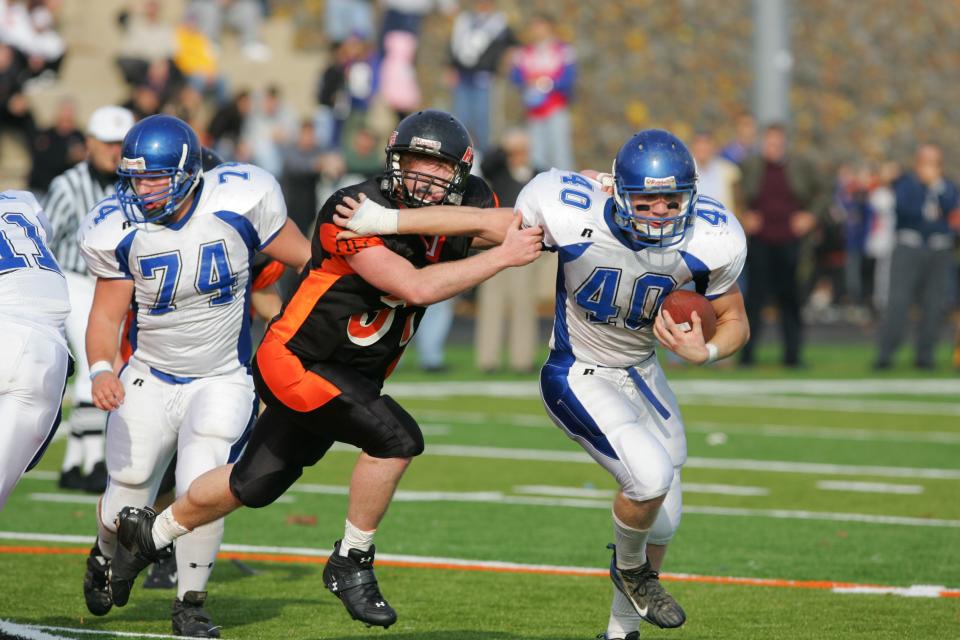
[
  {"x1": 649, "y1": 470, "x2": 682, "y2": 544},
  {"x1": 620, "y1": 456, "x2": 673, "y2": 502},
  {"x1": 364, "y1": 395, "x2": 424, "y2": 459},
  {"x1": 229, "y1": 465, "x2": 299, "y2": 509}
]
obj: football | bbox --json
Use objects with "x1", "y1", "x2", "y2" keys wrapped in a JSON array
[{"x1": 660, "y1": 289, "x2": 717, "y2": 341}]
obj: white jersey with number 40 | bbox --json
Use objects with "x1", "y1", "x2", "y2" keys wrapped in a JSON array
[
  {"x1": 516, "y1": 169, "x2": 746, "y2": 368},
  {"x1": 78, "y1": 163, "x2": 287, "y2": 379}
]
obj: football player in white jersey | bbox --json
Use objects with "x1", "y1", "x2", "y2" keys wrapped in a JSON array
[
  {"x1": 333, "y1": 129, "x2": 750, "y2": 639},
  {"x1": 0, "y1": 190, "x2": 72, "y2": 511},
  {"x1": 77, "y1": 114, "x2": 311, "y2": 635}
]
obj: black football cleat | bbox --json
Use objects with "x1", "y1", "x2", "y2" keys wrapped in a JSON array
[
  {"x1": 83, "y1": 544, "x2": 113, "y2": 616},
  {"x1": 84, "y1": 461, "x2": 109, "y2": 494},
  {"x1": 323, "y1": 540, "x2": 397, "y2": 628},
  {"x1": 59, "y1": 466, "x2": 85, "y2": 491},
  {"x1": 595, "y1": 633, "x2": 639, "y2": 640},
  {"x1": 111, "y1": 506, "x2": 172, "y2": 606},
  {"x1": 144, "y1": 554, "x2": 178, "y2": 589},
  {"x1": 608, "y1": 543, "x2": 686, "y2": 629},
  {"x1": 172, "y1": 590, "x2": 221, "y2": 638}
]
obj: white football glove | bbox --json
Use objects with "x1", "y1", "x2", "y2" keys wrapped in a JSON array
[{"x1": 346, "y1": 198, "x2": 400, "y2": 236}]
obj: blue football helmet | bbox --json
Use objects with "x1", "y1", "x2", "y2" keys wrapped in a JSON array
[
  {"x1": 116, "y1": 115, "x2": 203, "y2": 223},
  {"x1": 611, "y1": 129, "x2": 698, "y2": 247}
]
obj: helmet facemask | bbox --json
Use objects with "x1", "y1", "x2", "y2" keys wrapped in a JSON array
[{"x1": 384, "y1": 150, "x2": 467, "y2": 207}]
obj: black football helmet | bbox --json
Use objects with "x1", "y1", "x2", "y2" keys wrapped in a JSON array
[{"x1": 380, "y1": 109, "x2": 474, "y2": 207}]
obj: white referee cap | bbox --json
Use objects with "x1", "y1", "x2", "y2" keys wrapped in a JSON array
[{"x1": 87, "y1": 106, "x2": 135, "y2": 143}]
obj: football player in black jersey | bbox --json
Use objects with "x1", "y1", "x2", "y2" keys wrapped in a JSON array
[{"x1": 109, "y1": 111, "x2": 543, "y2": 631}]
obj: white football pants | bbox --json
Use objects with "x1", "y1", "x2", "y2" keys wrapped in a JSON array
[
  {"x1": 0, "y1": 319, "x2": 70, "y2": 510},
  {"x1": 540, "y1": 352, "x2": 685, "y2": 543},
  {"x1": 97, "y1": 356, "x2": 255, "y2": 597}
]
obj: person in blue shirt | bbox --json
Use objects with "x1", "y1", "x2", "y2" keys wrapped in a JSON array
[{"x1": 875, "y1": 143, "x2": 960, "y2": 370}]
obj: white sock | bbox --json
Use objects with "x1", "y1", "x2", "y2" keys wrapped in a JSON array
[
  {"x1": 81, "y1": 433, "x2": 105, "y2": 474},
  {"x1": 61, "y1": 435, "x2": 84, "y2": 471},
  {"x1": 96, "y1": 497, "x2": 117, "y2": 559},
  {"x1": 613, "y1": 510, "x2": 651, "y2": 570},
  {"x1": 339, "y1": 519, "x2": 375, "y2": 557},
  {"x1": 607, "y1": 586, "x2": 641, "y2": 638},
  {"x1": 153, "y1": 507, "x2": 191, "y2": 549}
]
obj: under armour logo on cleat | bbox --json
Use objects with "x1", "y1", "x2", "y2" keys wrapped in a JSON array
[{"x1": 375, "y1": 601, "x2": 385, "y2": 607}]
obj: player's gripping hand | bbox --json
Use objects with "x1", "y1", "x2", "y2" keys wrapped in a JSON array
[
  {"x1": 334, "y1": 194, "x2": 398, "y2": 239},
  {"x1": 92, "y1": 371, "x2": 125, "y2": 411},
  {"x1": 654, "y1": 308, "x2": 711, "y2": 365},
  {"x1": 492, "y1": 213, "x2": 543, "y2": 267}
]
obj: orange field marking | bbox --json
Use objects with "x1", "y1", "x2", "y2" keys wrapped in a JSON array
[{"x1": 3, "y1": 544, "x2": 957, "y2": 599}]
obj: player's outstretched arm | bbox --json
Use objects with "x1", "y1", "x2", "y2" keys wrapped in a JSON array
[
  {"x1": 261, "y1": 219, "x2": 311, "y2": 271},
  {"x1": 654, "y1": 284, "x2": 749, "y2": 365},
  {"x1": 87, "y1": 278, "x2": 135, "y2": 410},
  {"x1": 346, "y1": 213, "x2": 542, "y2": 306},
  {"x1": 335, "y1": 194, "x2": 517, "y2": 244}
]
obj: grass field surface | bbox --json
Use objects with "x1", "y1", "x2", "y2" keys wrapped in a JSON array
[{"x1": 1, "y1": 344, "x2": 958, "y2": 638}]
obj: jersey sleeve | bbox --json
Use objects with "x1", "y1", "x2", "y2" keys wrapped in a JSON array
[
  {"x1": 77, "y1": 200, "x2": 136, "y2": 280},
  {"x1": 210, "y1": 164, "x2": 288, "y2": 250},
  {"x1": 514, "y1": 171, "x2": 559, "y2": 247},
  {"x1": 695, "y1": 207, "x2": 747, "y2": 299}
]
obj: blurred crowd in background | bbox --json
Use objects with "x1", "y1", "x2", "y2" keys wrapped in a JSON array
[{"x1": 1, "y1": 0, "x2": 958, "y2": 372}]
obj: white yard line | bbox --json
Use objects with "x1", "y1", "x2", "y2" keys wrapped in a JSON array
[
  {"x1": 0, "y1": 621, "x2": 181, "y2": 639},
  {"x1": 815, "y1": 481, "x2": 925, "y2": 495},
  {"x1": 514, "y1": 483, "x2": 770, "y2": 497},
  {"x1": 387, "y1": 378, "x2": 960, "y2": 398},
  {"x1": 328, "y1": 442, "x2": 960, "y2": 480}
]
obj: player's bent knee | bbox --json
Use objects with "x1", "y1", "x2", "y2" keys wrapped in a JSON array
[
  {"x1": 622, "y1": 460, "x2": 673, "y2": 502},
  {"x1": 364, "y1": 395, "x2": 424, "y2": 458},
  {"x1": 229, "y1": 468, "x2": 298, "y2": 509}
]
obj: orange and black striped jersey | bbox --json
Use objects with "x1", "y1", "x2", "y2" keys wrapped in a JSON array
[{"x1": 262, "y1": 176, "x2": 495, "y2": 387}]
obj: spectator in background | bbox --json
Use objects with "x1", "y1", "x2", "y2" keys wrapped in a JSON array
[
  {"x1": 173, "y1": 8, "x2": 229, "y2": 106},
  {"x1": 874, "y1": 144, "x2": 960, "y2": 370},
  {"x1": 0, "y1": 42, "x2": 35, "y2": 147},
  {"x1": 475, "y1": 127, "x2": 539, "y2": 373},
  {"x1": 720, "y1": 112, "x2": 757, "y2": 165},
  {"x1": 188, "y1": 0, "x2": 271, "y2": 61},
  {"x1": 378, "y1": 0, "x2": 456, "y2": 50},
  {"x1": 115, "y1": 0, "x2": 176, "y2": 87},
  {"x1": 27, "y1": 97, "x2": 85, "y2": 197},
  {"x1": 123, "y1": 83, "x2": 163, "y2": 120},
  {"x1": 341, "y1": 123, "x2": 382, "y2": 181},
  {"x1": 207, "y1": 88, "x2": 252, "y2": 160},
  {"x1": 738, "y1": 123, "x2": 827, "y2": 368},
  {"x1": 325, "y1": 0, "x2": 374, "y2": 44},
  {"x1": 865, "y1": 161, "x2": 900, "y2": 313},
  {"x1": 447, "y1": 0, "x2": 515, "y2": 152},
  {"x1": 0, "y1": 0, "x2": 66, "y2": 83},
  {"x1": 244, "y1": 83, "x2": 298, "y2": 176},
  {"x1": 316, "y1": 34, "x2": 379, "y2": 148},
  {"x1": 280, "y1": 119, "x2": 325, "y2": 237},
  {"x1": 691, "y1": 130, "x2": 740, "y2": 212},
  {"x1": 379, "y1": 30, "x2": 420, "y2": 120},
  {"x1": 510, "y1": 13, "x2": 575, "y2": 171},
  {"x1": 43, "y1": 105, "x2": 135, "y2": 493},
  {"x1": 833, "y1": 164, "x2": 875, "y2": 321}
]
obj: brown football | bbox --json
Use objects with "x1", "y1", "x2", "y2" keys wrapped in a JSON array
[{"x1": 660, "y1": 290, "x2": 717, "y2": 341}]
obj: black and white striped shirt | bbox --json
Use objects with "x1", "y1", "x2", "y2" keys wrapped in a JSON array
[{"x1": 43, "y1": 162, "x2": 113, "y2": 274}]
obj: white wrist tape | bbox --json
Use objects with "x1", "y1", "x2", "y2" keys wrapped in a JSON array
[
  {"x1": 89, "y1": 360, "x2": 113, "y2": 381},
  {"x1": 703, "y1": 342, "x2": 720, "y2": 365},
  {"x1": 348, "y1": 198, "x2": 399, "y2": 236}
]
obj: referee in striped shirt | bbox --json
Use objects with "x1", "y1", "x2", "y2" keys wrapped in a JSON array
[{"x1": 44, "y1": 105, "x2": 135, "y2": 493}]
